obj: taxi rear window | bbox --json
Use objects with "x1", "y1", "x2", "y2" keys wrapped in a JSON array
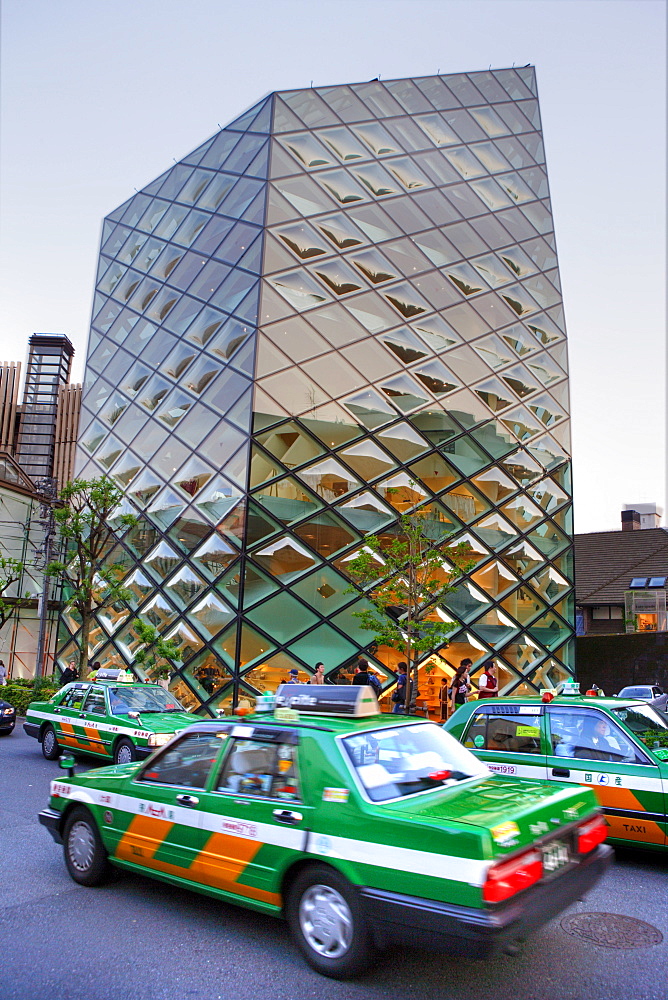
[{"x1": 342, "y1": 723, "x2": 487, "y2": 802}]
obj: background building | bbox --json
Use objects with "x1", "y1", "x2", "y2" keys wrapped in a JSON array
[
  {"x1": 70, "y1": 68, "x2": 574, "y2": 714},
  {"x1": 0, "y1": 334, "x2": 81, "y2": 678}
]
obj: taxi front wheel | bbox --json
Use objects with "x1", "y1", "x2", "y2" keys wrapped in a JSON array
[
  {"x1": 42, "y1": 724, "x2": 61, "y2": 760},
  {"x1": 114, "y1": 739, "x2": 136, "y2": 765},
  {"x1": 63, "y1": 807, "x2": 110, "y2": 887},
  {"x1": 286, "y1": 865, "x2": 373, "y2": 979}
]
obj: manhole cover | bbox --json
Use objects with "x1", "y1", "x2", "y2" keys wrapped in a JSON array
[{"x1": 561, "y1": 912, "x2": 663, "y2": 950}]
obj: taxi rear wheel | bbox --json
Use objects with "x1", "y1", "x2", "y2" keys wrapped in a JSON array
[
  {"x1": 63, "y1": 807, "x2": 110, "y2": 886},
  {"x1": 42, "y1": 724, "x2": 61, "y2": 760},
  {"x1": 286, "y1": 865, "x2": 373, "y2": 979},
  {"x1": 114, "y1": 739, "x2": 136, "y2": 765}
]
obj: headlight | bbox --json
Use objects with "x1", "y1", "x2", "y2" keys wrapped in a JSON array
[
  {"x1": 2, "y1": 707, "x2": 13, "y2": 716},
  {"x1": 147, "y1": 733, "x2": 172, "y2": 747}
]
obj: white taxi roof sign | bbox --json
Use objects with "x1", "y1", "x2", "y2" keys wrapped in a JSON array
[{"x1": 275, "y1": 684, "x2": 380, "y2": 717}]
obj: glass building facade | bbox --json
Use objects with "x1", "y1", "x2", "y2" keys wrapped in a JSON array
[{"x1": 67, "y1": 68, "x2": 575, "y2": 714}]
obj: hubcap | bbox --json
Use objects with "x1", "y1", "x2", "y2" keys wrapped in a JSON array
[
  {"x1": 116, "y1": 744, "x2": 133, "y2": 764},
  {"x1": 68, "y1": 821, "x2": 95, "y2": 872},
  {"x1": 299, "y1": 884, "x2": 353, "y2": 959},
  {"x1": 44, "y1": 731, "x2": 55, "y2": 753}
]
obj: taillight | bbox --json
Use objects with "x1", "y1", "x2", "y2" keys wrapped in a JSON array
[
  {"x1": 577, "y1": 815, "x2": 607, "y2": 854},
  {"x1": 483, "y1": 849, "x2": 543, "y2": 903}
]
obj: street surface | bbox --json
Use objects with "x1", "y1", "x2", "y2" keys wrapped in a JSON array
[{"x1": 1, "y1": 726, "x2": 666, "y2": 1000}]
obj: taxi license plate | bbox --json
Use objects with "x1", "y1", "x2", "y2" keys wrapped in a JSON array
[{"x1": 542, "y1": 839, "x2": 570, "y2": 874}]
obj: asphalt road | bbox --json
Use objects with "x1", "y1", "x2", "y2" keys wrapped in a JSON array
[{"x1": 1, "y1": 726, "x2": 667, "y2": 1000}]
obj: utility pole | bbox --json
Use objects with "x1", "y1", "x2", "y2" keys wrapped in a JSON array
[{"x1": 33, "y1": 477, "x2": 58, "y2": 679}]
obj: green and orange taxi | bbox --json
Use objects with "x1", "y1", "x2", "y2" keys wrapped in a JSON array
[
  {"x1": 24, "y1": 669, "x2": 193, "y2": 764},
  {"x1": 444, "y1": 685, "x2": 668, "y2": 851},
  {"x1": 39, "y1": 685, "x2": 611, "y2": 979}
]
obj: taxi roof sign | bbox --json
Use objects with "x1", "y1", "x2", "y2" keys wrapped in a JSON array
[
  {"x1": 275, "y1": 684, "x2": 380, "y2": 717},
  {"x1": 94, "y1": 668, "x2": 133, "y2": 682}
]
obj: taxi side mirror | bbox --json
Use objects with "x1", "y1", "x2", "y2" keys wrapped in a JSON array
[{"x1": 59, "y1": 755, "x2": 76, "y2": 778}]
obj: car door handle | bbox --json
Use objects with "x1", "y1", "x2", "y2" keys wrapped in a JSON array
[
  {"x1": 273, "y1": 809, "x2": 303, "y2": 825},
  {"x1": 552, "y1": 767, "x2": 570, "y2": 777},
  {"x1": 176, "y1": 794, "x2": 200, "y2": 807}
]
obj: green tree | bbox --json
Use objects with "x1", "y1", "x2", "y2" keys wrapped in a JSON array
[
  {"x1": 47, "y1": 477, "x2": 137, "y2": 679},
  {"x1": 132, "y1": 617, "x2": 183, "y2": 683},
  {"x1": 346, "y1": 510, "x2": 473, "y2": 713},
  {"x1": 0, "y1": 556, "x2": 32, "y2": 632}
]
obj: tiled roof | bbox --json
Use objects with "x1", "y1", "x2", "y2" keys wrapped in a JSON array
[{"x1": 574, "y1": 528, "x2": 668, "y2": 604}]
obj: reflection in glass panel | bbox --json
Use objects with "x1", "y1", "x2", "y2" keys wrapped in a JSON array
[
  {"x1": 190, "y1": 591, "x2": 236, "y2": 638},
  {"x1": 471, "y1": 607, "x2": 519, "y2": 646},
  {"x1": 164, "y1": 565, "x2": 208, "y2": 610},
  {"x1": 293, "y1": 567, "x2": 355, "y2": 617},
  {"x1": 294, "y1": 511, "x2": 359, "y2": 558},
  {"x1": 411, "y1": 360, "x2": 459, "y2": 397},
  {"x1": 500, "y1": 494, "x2": 543, "y2": 530},
  {"x1": 444, "y1": 580, "x2": 492, "y2": 623},
  {"x1": 470, "y1": 418, "x2": 517, "y2": 460},
  {"x1": 252, "y1": 535, "x2": 319, "y2": 584},
  {"x1": 414, "y1": 501, "x2": 461, "y2": 541},
  {"x1": 499, "y1": 634, "x2": 545, "y2": 675},
  {"x1": 239, "y1": 562, "x2": 279, "y2": 608},
  {"x1": 440, "y1": 482, "x2": 490, "y2": 524},
  {"x1": 342, "y1": 389, "x2": 397, "y2": 429},
  {"x1": 288, "y1": 622, "x2": 358, "y2": 671},
  {"x1": 446, "y1": 532, "x2": 490, "y2": 569},
  {"x1": 126, "y1": 469, "x2": 163, "y2": 508},
  {"x1": 380, "y1": 373, "x2": 429, "y2": 412},
  {"x1": 144, "y1": 540, "x2": 182, "y2": 581},
  {"x1": 501, "y1": 585, "x2": 547, "y2": 626},
  {"x1": 500, "y1": 450, "x2": 543, "y2": 487},
  {"x1": 406, "y1": 454, "x2": 459, "y2": 496},
  {"x1": 471, "y1": 559, "x2": 518, "y2": 599},
  {"x1": 439, "y1": 633, "x2": 490, "y2": 673},
  {"x1": 191, "y1": 533, "x2": 238, "y2": 581},
  {"x1": 173, "y1": 458, "x2": 214, "y2": 499},
  {"x1": 470, "y1": 467, "x2": 517, "y2": 505},
  {"x1": 350, "y1": 250, "x2": 398, "y2": 285},
  {"x1": 473, "y1": 513, "x2": 518, "y2": 551},
  {"x1": 502, "y1": 539, "x2": 544, "y2": 578},
  {"x1": 253, "y1": 476, "x2": 323, "y2": 526},
  {"x1": 185, "y1": 648, "x2": 233, "y2": 700},
  {"x1": 296, "y1": 457, "x2": 362, "y2": 501},
  {"x1": 528, "y1": 610, "x2": 570, "y2": 651},
  {"x1": 376, "y1": 422, "x2": 430, "y2": 462},
  {"x1": 334, "y1": 491, "x2": 395, "y2": 532},
  {"x1": 167, "y1": 510, "x2": 211, "y2": 554},
  {"x1": 247, "y1": 591, "x2": 319, "y2": 644},
  {"x1": 526, "y1": 521, "x2": 570, "y2": 559},
  {"x1": 140, "y1": 593, "x2": 179, "y2": 631},
  {"x1": 377, "y1": 472, "x2": 429, "y2": 510},
  {"x1": 526, "y1": 657, "x2": 571, "y2": 692},
  {"x1": 276, "y1": 221, "x2": 330, "y2": 260},
  {"x1": 339, "y1": 439, "x2": 396, "y2": 481}
]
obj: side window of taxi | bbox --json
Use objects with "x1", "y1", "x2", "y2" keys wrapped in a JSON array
[
  {"x1": 464, "y1": 711, "x2": 543, "y2": 754},
  {"x1": 138, "y1": 732, "x2": 227, "y2": 788},
  {"x1": 82, "y1": 687, "x2": 106, "y2": 715},
  {"x1": 216, "y1": 739, "x2": 300, "y2": 800},
  {"x1": 548, "y1": 709, "x2": 647, "y2": 764},
  {"x1": 60, "y1": 685, "x2": 89, "y2": 710}
]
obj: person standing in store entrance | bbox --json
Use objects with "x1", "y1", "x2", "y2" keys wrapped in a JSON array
[
  {"x1": 449, "y1": 659, "x2": 471, "y2": 714},
  {"x1": 392, "y1": 663, "x2": 409, "y2": 714},
  {"x1": 0, "y1": 660, "x2": 7, "y2": 686},
  {"x1": 439, "y1": 677, "x2": 449, "y2": 720},
  {"x1": 477, "y1": 660, "x2": 498, "y2": 699},
  {"x1": 310, "y1": 662, "x2": 326, "y2": 684}
]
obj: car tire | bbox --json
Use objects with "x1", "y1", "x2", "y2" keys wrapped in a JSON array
[
  {"x1": 114, "y1": 738, "x2": 136, "y2": 765},
  {"x1": 286, "y1": 865, "x2": 373, "y2": 979},
  {"x1": 42, "y1": 724, "x2": 61, "y2": 760},
  {"x1": 63, "y1": 807, "x2": 110, "y2": 886}
]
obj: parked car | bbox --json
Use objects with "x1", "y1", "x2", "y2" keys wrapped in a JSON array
[
  {"x1": 24, "y1": 671, "x2": 194, "y2": 764},
  {"x1": 444, "y1": 690, "x2": 668, "y2": 851},
  {"x1": 616, "y1": 684, "x2": 663, "y2": 701},
  {"x1": 0, "y1": 696, "x2": 16, "y2": 735},
  {"x1": 39, "y1": 684, "x2": 611, "y2": 979}
]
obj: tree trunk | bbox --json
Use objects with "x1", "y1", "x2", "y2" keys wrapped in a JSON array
[{"x1": 78, "y1": 607, "x2": 92, "y2": 679}]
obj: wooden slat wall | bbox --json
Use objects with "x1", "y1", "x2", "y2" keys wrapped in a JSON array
[
  {"x1": 0, "y1": 362, "x2": 21, "y2": 453},
  {"x1": 53, "y1": 384, "x2": 82, "y2": 488}
]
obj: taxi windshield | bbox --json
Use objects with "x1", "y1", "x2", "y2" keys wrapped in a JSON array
[
  {"x1": 610, "y1": 703, "x2": 668, "y2": 756},
  {"x1": 342, "y1": 722, "x2": 488, "y2": 802},
  {"x1": 107, "y1": 686, "x2": 186, "y2": 716}
]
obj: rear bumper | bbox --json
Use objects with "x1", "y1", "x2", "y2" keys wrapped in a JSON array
[
  {"x1": 360, "y1": 843, "x2": 613, "y2": 957},
  {"x1": 39, "y1": 807, "x2": 64, "y2": 845}
]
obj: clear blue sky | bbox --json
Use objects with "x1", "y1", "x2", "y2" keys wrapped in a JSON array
[{"x1": 1, "y1": 0, "x2": 665, "y2": 533}]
